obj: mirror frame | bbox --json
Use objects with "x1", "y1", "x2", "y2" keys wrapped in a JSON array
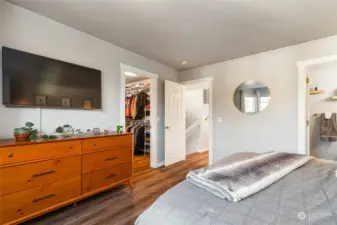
[{"x1": 233, "y1": 81, "x2": 271, "y2": 115}]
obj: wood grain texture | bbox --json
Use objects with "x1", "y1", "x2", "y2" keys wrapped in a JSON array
[
  {"x1": 0, "y1": 141, "x2": 82, "y2": 166},
  {"x1": 133, "y1": 155, "x2": 150, "y2": 175},
  {"x1": 0, "y1": 176, "x2": 81, "y2": 224},
  {"x1": 0, "y1": 133, "x2": 133, "y2": 148},
  {"x1": 82, "y1": 136, "x2": 132, "y2": 153},
  {"x1": 23, "y1": 152, "x2": 208, "y2": 225},
  {"x1": 4, "y1": 178, "x2": 133, "y2": 225},
  {"x1": 82, "y1": 147, "x2": 132, "y2": 174},
  {"x1": 82, "y1": 162, "x2": 132, "y2": 194},
  {"x1": 0, "y1": 156, "x2": 81, "y2": 196},
  {"x1": 0, "y1": 134, "x2": 134, "y2": 225}
]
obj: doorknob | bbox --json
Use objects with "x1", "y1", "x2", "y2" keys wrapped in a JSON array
[{"x1": 165, "y1": 126, "x2": 169, "y2": 129}]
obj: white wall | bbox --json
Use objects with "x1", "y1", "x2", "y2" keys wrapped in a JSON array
[
  {"x1": 0, "y1": 2, "x2": 179, "y2": 164},
  {"x1": 309, "y1": 62, "x2": 337, "y2": 160},
  {"x1": 180, "y1": 33, "x2": 337, "y2": 163}
]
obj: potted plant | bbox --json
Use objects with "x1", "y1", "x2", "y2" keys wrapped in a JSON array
[{"x1": 14, "y1": 122, "x2": 38, "y2": 141}]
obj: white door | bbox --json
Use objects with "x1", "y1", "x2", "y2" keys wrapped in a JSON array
[{"x1": 165, "y1": 80, "x2": 186, "y2": 166}]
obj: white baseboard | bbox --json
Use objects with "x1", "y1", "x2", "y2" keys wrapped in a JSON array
[
  {"x1": 152, "y1": 161, "x2": 165, "y2": 169},
  {"x1": 198, "y1": 148, "x2": 209, "y2": 153}
]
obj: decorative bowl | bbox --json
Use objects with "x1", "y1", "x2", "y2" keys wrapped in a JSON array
[
  {"x1": 93, "y1": 128, "x2": 100, "y2": 135},
  {"x1": 62, "y1": 125, "x2": 74, "y2": 138}
]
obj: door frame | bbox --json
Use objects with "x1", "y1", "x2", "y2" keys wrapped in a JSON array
[
  {"x1": 297, "y1": 55, "x2": 337, "y2": 155},
  {"x1": 181, "y1": 77, "x2": 213, "y2": 165},
  {"x1": 120, "y1": 63, "x2": 159, "y2": 168}
]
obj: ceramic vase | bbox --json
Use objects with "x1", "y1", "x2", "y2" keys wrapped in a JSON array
[{"x1": 14, "y1": 128, "x2": 29, "y2": 141}]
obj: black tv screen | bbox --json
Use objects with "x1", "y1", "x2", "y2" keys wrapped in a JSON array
[{"x1": 2, "y1": 47, "x2": 102, "y2": 109}]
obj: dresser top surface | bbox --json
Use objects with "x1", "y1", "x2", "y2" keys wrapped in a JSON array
[{"x1": 0, "y1": 132, "x2": 133, "y2": 148}]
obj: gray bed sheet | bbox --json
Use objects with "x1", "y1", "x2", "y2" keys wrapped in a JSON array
[{"x1": 136, "y1": 159, "x2": 337, "y2": 225}]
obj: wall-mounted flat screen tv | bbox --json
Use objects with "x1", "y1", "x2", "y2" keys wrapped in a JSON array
[{"x1": 2, "y1": 47, "x2": 102, "y2": 109}]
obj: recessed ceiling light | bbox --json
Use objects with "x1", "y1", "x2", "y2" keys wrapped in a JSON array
[
  {"x1": 125, "y1": 71, "x2": 137, "y2": 77},
  {"x1": 181, "y1": 61, "x2": 187, "y2": 65}
]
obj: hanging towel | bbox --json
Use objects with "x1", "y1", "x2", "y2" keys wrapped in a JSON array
[
  {"x1": 321, "y1": 113, "x2": 337, "y2": 141},
  {"x1": 325, "y1": 112, "x2": 332, "y2": 119}
]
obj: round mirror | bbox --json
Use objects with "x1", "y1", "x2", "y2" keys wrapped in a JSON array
[{"x1": 233, "y1": 81, "x2": 271, "y2": 114}]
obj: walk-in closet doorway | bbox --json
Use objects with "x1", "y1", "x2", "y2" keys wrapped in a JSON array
[
  {"x1": 120, "y1": 64, "x2": 158, "y2": 173},
  {"x1": 297, "y1": 55, "x2": 337, "y2": 156}
]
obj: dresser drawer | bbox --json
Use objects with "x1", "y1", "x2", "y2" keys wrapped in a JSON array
[
  {"x1": 0, "y1": 156, "x2": 81, "y2": 196},
  {"x1": 0, "y1": 176, "x2": 81, "y2": 224},
  {"x1": 0, "y1": 140, "x2": 82, "y2": 166},
  {"x1": 82, "y1": 162, "x2": 132, "y2": 194},
  {"x1": 82, "y1": 147, "x2": 132, "y2": 174},
  {"x1": 82, "y1": 135, "x2": 132, "y2": 153}
]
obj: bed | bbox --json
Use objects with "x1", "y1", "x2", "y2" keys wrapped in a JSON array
[{"x1": 135, "y1": 156, "x2": 337, "y2": 225}]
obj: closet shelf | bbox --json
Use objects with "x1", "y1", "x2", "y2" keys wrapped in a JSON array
[{"x1": 309, "y1": 90, "x2": 325, "y2": 95}]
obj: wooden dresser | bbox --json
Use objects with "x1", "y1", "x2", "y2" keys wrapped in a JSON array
[{"x1": 0, "y1": 133, "x2": 133, "y2": 225}]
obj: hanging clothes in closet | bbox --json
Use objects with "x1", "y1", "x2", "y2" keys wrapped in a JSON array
[
  {"x1": 126, "y1": 123, "x2": 145, "y2": 155},
  {"x1": 144, "y1": 104, "x2": 150, "y2": 153},
  {"x1": 125, "y1": 81, "x2": 151, "y2": 156},
  {"x1": 125, "y1": 91, "x2": 149, "y2": 120}
]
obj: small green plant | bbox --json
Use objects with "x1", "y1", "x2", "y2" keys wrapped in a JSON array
[
  {"x1": 41, "y1": 134, "x2": 58, "y2": 140},
  {"x1": 56, "y1": 126, "x2": 64, "y2": 134},
  {"x1": 56, "y1": 124, "x2": 74, "y2": 138},
  {"x1": 23, "y1": 122, "x2": 38, "y2": 141},
  {"x1": 49, "y1": 135, "x2": 58, "y2": 139},
  {"x1": 41, "y1": 134, "x2": 48, "y2": 140},
  {"x1": 117, "y1": 125, "x2": 123, "y2": 134}
]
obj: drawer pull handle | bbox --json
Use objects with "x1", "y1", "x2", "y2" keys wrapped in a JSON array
[
  {"x1": 105, "y1": 174, "x2": 117, "y2": 179},
  {"x1": 92, "y1": 144, "x2": 96, "y2": 147},
  {"x1": 68, "y1": 146, "x2": 73, "y2": 149},
  {"x1": 32, "y1": 170, "x2": 56, "y2": 178},
  {"x1": 8, "y1": 153, "x2": 14, "y2": 158},
  {"x1": 104, "y1": 157, "x2": 117, "y2": 161},
  {"x1": 32, "y1": 194, "x2": 55, "y2": 203}
]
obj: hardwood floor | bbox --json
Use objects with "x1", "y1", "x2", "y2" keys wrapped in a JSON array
[
  {"x1": 24, "y1": 152, "x2": 208, "y2": 225},
  {"x1": 133, "y1": 154, "x2": 151, "y2": 175}
]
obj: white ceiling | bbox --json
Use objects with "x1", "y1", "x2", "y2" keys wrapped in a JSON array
[{"x1": 8, "y1": 0, "x2": 337, "y2": 70}]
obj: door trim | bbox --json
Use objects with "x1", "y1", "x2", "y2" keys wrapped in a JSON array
[{"x1": 120, "y1": 63, "x2": 159, "y2": 169}]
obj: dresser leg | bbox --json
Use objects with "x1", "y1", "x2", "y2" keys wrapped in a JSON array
[
  {"x1": 128, "y1": 180, "x2": 133, "y2": 191},
  {"x1": 73, "y1": 202, "x2": 77, "y2": 207}
]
